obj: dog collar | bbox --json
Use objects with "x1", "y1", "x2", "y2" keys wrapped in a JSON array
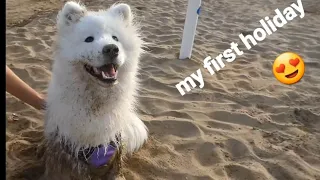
[
  {"x1": 89, "y1": 143, "x2": 117, "y2": 167},
  {"x1": 78, "y1": 141, "x2": 118, "y2": 168},
  {"x1": 57, "y1": 131, "x2": 122, "y2": 168}
]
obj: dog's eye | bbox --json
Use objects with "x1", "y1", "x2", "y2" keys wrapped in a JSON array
[
  {"x1": 85, "y1": 36, "x2": 94, "y2": 43},
  {"x1": 112, "y1": 36, "x2": 118, "y2": 42}
]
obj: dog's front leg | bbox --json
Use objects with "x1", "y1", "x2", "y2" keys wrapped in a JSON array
[{"x1": 123, "y1": 115, "x2": 148, "y2": 153}]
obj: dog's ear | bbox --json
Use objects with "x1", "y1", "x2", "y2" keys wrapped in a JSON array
[
  {"x1": 109, "y1": 3, "x2": 133, "y2": 25},
  {"x1": 57, "y1": 1, "x2": 86, "y2": 26}
]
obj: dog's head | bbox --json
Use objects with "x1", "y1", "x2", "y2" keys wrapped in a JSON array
[{"x1": 55, "y1": 1, "x2": 143, "y2": 87}]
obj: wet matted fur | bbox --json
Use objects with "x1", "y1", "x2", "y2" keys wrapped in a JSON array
[
  {"x1": 6, "y1": 133, "x2": 125, "y2": 180},
  {"x1": 41, "y1": 133, "x2": 124, "y2": 180}
]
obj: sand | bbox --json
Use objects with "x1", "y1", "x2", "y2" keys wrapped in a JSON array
[{"x1": 6, "y1": 0, "x2": 320, "y2": 179}]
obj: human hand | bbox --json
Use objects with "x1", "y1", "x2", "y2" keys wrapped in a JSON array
[{"x1": 36, "y1": 96, "x2": 47, "y2": 110}]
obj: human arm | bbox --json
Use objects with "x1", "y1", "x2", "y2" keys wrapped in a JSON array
[{"x1": 6, "y1": 65, "x2": 46, "y2": 110}]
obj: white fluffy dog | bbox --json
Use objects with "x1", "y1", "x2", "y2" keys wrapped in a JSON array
[{"x1": 42, "y1": 1, "x2": 148, "y2": 179}]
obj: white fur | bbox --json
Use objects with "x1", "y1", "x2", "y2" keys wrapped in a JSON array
[{"x1": 45, "y1": 1, "x2": 148, "y2": 155}]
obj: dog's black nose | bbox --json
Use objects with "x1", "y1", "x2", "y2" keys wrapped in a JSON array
[{"x1": 102, "y1": 44, "x2": 119, "y2": 58}]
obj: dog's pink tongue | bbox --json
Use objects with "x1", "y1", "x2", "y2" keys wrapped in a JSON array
[{"x1": 101, "y1": 64, "x2": 116, "y2": 77}]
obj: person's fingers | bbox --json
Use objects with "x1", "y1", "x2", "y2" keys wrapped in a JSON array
[
  {"x1": 38, "y1": 98, "x2": 47, "y2": 110},
  {"x1": 35, "y1": 96, "x2": 47, "y2": 110},
  {"x1": 41, "y1": 101, "x2": 47, "y2": 110}
]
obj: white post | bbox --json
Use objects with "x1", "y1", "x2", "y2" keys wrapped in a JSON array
[{"x1": 179, "y1": 0, "x2": 202, "y2": 60}]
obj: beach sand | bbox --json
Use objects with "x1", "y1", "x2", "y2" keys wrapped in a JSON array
[{"x1": 6, "y1": 0, "x2": 320, "y2": 179}]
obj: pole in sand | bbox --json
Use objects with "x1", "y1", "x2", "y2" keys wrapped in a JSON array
[{"x1": 179, "y1": 0, "x2": 202, "y2": 60}]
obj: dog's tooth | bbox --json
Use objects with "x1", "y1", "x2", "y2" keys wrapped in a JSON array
[
  {"x1": 93, "y1": 67, "x2": 100, "y2": 74},
  {"x1": 101, "y1": 71, "x2": 109, "y2": 79}
]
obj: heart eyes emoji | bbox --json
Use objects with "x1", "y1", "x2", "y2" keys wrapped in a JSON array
[
  {"x1": 273, "y1": 52, "x2": 305, "y2": 85},
  {"x1": 276, "y1": 64, "x2": 285, "y2": 73}
]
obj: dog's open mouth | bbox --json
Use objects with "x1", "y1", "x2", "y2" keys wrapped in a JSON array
[{"x1": 84, "y1": 63, "x2": 118, "y2": 84}]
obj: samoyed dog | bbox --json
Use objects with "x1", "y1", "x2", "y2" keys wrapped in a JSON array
[{"x1": 42, "y1": 1, "x2": 148, "y2": 179}]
